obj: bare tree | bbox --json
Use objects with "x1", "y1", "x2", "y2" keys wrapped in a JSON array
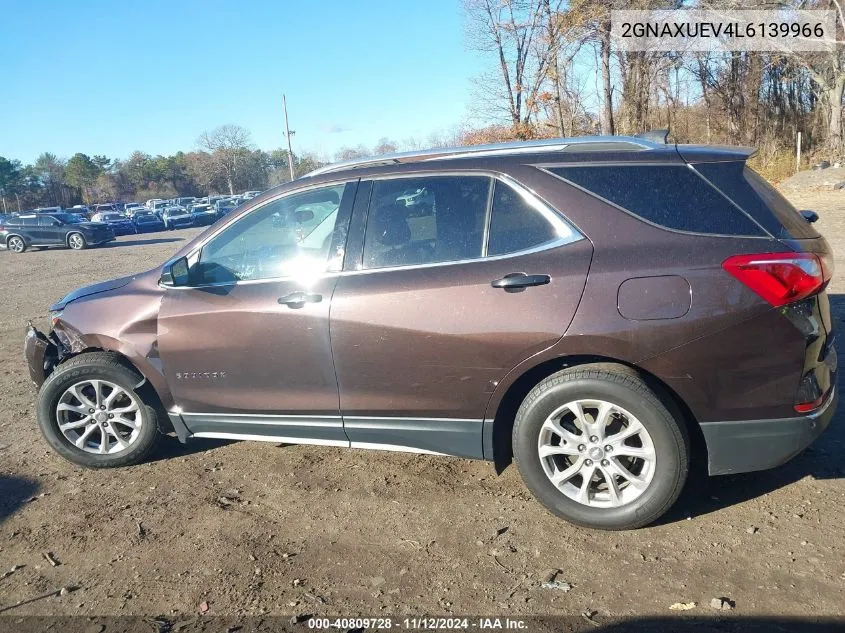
[
  {"x1": 197, "y1": 124, "x2": 253, "y2": 194},
  {"x1": 465, "y1": 0, "x2": 549, "y2": 135}
]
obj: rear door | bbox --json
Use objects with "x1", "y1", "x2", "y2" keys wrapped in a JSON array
[
  {"x1": 330, "y1": 174, "x2": 592, "y2": 457},
  {"x1": 17, "y1": 215, "x2": 40, "y2": 243},
  {"x1": 38, "y1": 215, "x2": 64, "y2": 243}
]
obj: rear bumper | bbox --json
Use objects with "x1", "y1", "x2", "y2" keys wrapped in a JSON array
[{"x1": 701, "y1": 384, "x2": 838, "y2": 475}]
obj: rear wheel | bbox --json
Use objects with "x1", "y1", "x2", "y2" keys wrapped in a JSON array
[
  {"x1": 7, "y1": 236, "x2": 26, "y2": 253},
  {"x1": 67, "y1": 232, "x2": 87, "y2": 250},
  {"x1": 37, "y1": 352, "x2": 161, "y2": 468},
  {"x1": 512, "y1": 364, "x2": 689, "y2": 530}
]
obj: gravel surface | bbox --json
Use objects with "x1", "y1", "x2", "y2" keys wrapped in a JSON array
[{"x1": 0, "y1": 204, "x2": 844, "y2": 623}]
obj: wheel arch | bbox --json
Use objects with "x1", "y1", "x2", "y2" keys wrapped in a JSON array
[
  {"x1": 50, "y1": 334, "x2": 174, "y2": 422},
  {"x1": 483, "y1": 354, "x2": 706, "y2": 474},
  {"x1": 6, "y1": 233, "x2": 28, "y2": 246},
  {"x1": 54, "y1": 346, "x2": 175, "y2": 436},
  {"x1": 66, "y1": 230, "x2": 85, "y2": 246}
]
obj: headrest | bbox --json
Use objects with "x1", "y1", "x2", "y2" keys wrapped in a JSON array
[{"x1": 373, "y1": 201, "x2": 411, "y2": 247}]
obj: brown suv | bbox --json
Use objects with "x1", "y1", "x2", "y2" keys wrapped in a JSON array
[{"x1": 24, "y1": 134, "x2": 837, "y2": 530}]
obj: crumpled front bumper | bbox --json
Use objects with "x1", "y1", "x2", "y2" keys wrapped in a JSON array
[{"x1": 24, "y1": 325, "x2": 58, "y2": 388}]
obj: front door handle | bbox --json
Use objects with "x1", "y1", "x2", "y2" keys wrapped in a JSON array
[
  {"x1": 278, "y1": 292, "x2": 322, "y2": 308},
  {"x1": 491, "y1": 273, "x2": 551, "y2": 290}
]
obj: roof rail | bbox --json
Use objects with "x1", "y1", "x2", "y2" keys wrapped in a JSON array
[{"x1": 305, "y1": 135, "x2": 665, "y2": 178}]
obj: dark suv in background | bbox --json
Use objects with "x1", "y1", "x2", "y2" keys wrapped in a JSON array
[
  {"x1": 2, "y1": 212, "x2": 114, "y2": 252},
  {"x1": 24, "y1": 134, "x2": 836, "y2": 530}
]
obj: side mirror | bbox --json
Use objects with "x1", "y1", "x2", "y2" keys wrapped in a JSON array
[
  {"x1": 160, "y1": 256, "x2": 191, "y2": 287},
  {"x1": 800, "y1": 209, "x2": 819, "y2": 224}
]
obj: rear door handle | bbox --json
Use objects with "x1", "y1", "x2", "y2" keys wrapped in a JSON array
[
  {"x1": 278, "y1": 292, "x2": 322, "y2": 308},
  {"x1": 491, "y1": 273, "x2": 551, "y2": 290}
]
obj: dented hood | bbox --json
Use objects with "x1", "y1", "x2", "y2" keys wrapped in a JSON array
[{"x1": 49, "y1": 274, "x2": 136, "y2": 311}]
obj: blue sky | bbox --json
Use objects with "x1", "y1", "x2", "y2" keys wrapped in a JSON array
[{"x1": 0, "y1": 0, "x2": 486, "y2": 164}]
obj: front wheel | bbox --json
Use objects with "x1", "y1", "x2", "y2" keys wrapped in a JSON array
[
  {"x1": 67, "y1": 232, "x2": 87, "y2": 250},
  {"x1": 37, "y1": 352, "x2": 161, "y2": 468},
  {"x1": 512, "y1": 364, "x2": 689, "y2": 530}
]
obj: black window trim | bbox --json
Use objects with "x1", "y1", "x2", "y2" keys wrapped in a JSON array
[{"x1": 537, "y1": 162, "x2": 774, "y2": 240}]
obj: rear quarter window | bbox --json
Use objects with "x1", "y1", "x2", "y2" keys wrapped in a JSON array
[
  {"x1": 548, "y1": 165, "x2": 765, "y2": 237},
  {"x1": 694, "y1": 161, "x2": 819, "y2": 240}
]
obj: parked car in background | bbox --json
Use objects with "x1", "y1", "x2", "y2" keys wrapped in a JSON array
[
  {"x1": 161, "y1": 206, "x2": 193, "y2": 229},
  {"x1": 243, "y1": 190, "x2": 262, "y2": 199},
  {"x1": 93, "y1": 203, "x2": 121, "y2": 216},
  {"x1": 131, "y1": 210, "x2": 166, "y2": 233},
  {"x1": 1, "y1": 212, "x2": 114, "y2": 252},
  {"x1": 174, "y1": 197, "x2": 196, "y2": 209},
  {"x1": 124, "y1": 203, "x2": 144, "y2": 217},
  {"x1": 34, "y1": 206, "x2": 63, "y2": 214},
  {"x1": 69, "y1": 205, "x2": 91, "y2": 218},
  {"x1": 188, "y1": 204, "x2": 218, "y2": 226},
  {"x1": 90, "y1": 212, "x2": 136, "y2": 235},
  {"x1": 150, "y1": 201, "x2": 169, "y2": 216},
  {"x1": 214, "y1": 198, "x2": 238, "y2": 217},
  {"x1": 145, "y1": 199, "x2": 164, "y2": 209}
]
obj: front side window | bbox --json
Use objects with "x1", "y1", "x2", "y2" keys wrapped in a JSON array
[
  {"x1": 363, "y1": 176, "x2": 489, "y2": 269},
  {"x1": 194, "y1": 182, "x2": 352, "y2": 284}
]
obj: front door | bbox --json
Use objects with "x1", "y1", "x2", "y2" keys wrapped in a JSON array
[
  {"x1": 331, "y1": 175, "x2": 592, "y2": 457},
  {"x1": 158, "y1": 180, "x2": 358, "y2": 445}
]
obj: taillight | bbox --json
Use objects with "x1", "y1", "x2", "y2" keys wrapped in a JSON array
[{"x1": 722, "y1": 252, "x2": 829, "y2": 307}]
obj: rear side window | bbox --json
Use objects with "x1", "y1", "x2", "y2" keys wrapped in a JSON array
[
  {"x1": 694, "y1": 162, "x2": 819, "y2": 240},
  {"x1": 549, "y1": 165, "x2": 765, "y2": 236},
  {"x1": 487, "y1": 181, "x2": 559, "y2": 256},
  {"x1": 363, "y1": 176, "x2": 489, "y2": 269}
]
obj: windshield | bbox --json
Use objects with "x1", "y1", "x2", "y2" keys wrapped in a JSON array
[{"x1": 101, "y1": 213, "x2": 122, "y2": 221}]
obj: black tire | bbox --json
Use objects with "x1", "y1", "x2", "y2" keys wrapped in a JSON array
[
  {"x1": 7, "y1": 235, "x2": 26, "y2": 253},
  {"x1": 37, "y1": 352, "x2": 162, "y2": 468},
  {"x1": 67, "y1": 232, "x2": 87, "y2": 250},
  {"x1": 512, "y1": 364, "x2": 689, "y2": 530}
]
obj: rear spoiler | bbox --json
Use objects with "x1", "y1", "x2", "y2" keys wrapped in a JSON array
[
  {"x1": 635, "y1": 128, "x2": 757, "y2": 162},
  {"x1": 675, "y1": 144, "x2": 757, "y2": 163}
]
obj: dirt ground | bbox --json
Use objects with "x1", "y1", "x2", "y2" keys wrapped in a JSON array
[{"x1": 1, "y1": 192, "x2": 844, "y2": 629}]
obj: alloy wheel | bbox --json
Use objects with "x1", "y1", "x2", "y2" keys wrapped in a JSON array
[
  {"x1": 8, "y1": 237, "x2": 24, "y2": 253},
  {"x1": 55, "y1": 379, "x2": 144, "y2": 454},
  {"x1": 537, "y1": 399, "x2": 657, "y2": 508}
]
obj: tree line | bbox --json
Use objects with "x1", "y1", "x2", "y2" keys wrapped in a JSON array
[
  {"x1": 0, "y1": 125, "x2": 327, "y2": 212},
  {"x1": 463, "y1": 0, "x2": 845, "y2": 180}
]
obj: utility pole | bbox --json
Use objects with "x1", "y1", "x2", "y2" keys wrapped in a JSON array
[{"x1": 283, "y1": 94, "x2": 296, "y2": 181}]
